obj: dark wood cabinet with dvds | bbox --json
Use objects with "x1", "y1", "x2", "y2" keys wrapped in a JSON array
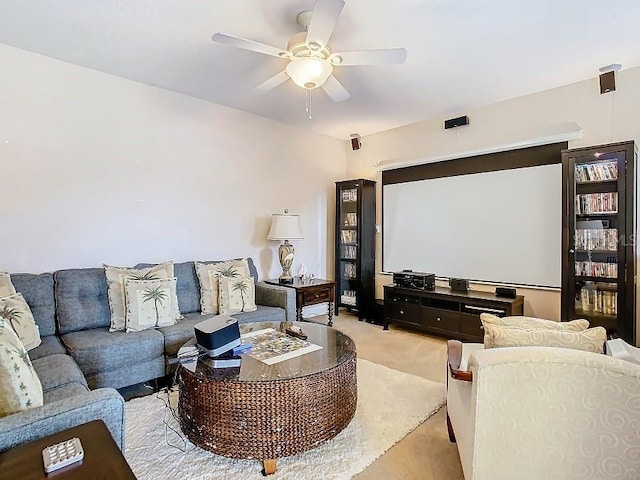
[
  {"x1": 562, "y1": 140, "x2": 637, "y2": 344},
  {"x1": 335, "y1": 179, "x2": 376, "y2": 321},
  {"x1": 383, "y1": 285, "x2": 524, "y2": 342}
]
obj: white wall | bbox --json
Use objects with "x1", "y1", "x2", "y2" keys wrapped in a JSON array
[
  {"x1": 0, "y1": 44, "x2": 348, "y2": 280},
  {"x1": 347, "y1": 66, "x2": 640, "y2": 328}
]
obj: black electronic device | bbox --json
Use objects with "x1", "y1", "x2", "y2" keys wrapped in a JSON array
[
  {"x1": 449, "y1": 278, "x2": 469, "y2": 293},
  {"x1": 444, "y1": 115, "x2": 469, "y2": 129},
  {"x1": 393, "y1": 271, "x2": 435, "y2": 290},
  {"x1": 194, "y1": 315, "x2": 241, "y2": 357},
  {"x1": 495, "y1": 287, "x2": 517, "y2": 298}
]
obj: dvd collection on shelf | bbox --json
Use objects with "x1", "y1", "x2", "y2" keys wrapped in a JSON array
[
  {"x1": 342, "y1": 245, "x2": 357, "y2": 259},
  {"x1": 575, "y1": 161, "x2": 619, "y2": 183},
  {"x1": 341, "y1": 189, "x2": 358, "y2": 202},
  {"x1": 577, "y1": 286, "x2": 617, "y2": 315},
  {"x1": 343, "y1": 212, "x2": 358, "y2": 227},
  {"x1": 343, "y1": 263, "x2": 356, "y2": 279},
  {"x1": 575, "y1": 261, "x2": 618, "y2": 278},
  {"x1": 340, "y1": 230, "x2": 357, "y2": 244},
  {"x1": 340, "y1": 290, "x2": 357, "y2": 306},
  {"x1": 575, "y1": 192, "x2": 618, "y2": 214},
  {"x1": 575, "y1": 228, "x2": 618, "y2": 251}
]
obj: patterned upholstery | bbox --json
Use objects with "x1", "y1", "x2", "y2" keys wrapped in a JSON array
[{"x1": 447, "y1": 343, "x2": 640, "y2": 480}]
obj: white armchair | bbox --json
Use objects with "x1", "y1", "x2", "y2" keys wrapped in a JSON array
[{"x1": 446, "y1": 340, "x2": 640, "y2": 480}]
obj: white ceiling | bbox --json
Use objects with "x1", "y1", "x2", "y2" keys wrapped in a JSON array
[{"x1": 1, "y1": 1, "x2": 640, "y2": 140}]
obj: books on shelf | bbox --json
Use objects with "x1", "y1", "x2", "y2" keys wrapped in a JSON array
[
  {"x1": 340, "y1": 230, "x2": 358, "y2": 244},
  {"x1": 341, "y1": 189, "x2": 358, "y2": 202},
  {"x1": 341, "y1": 290, "x2": 357, "y2": 306},
  {"x1": 343, "y1": 212, "x2": 358, "y2": 227},
  {"x1": 575, "y1": 161, "x2": 618, "y2": 183},
  {"x1": 575, "y1": 192, "x2": 618, "y2": 214},
  {"x1": 578, "y1": 286, "x2": 617, "y2": 315},
  {"x1": 575, "y1": 228, "x2": 618, "y2": 251},
  {"x1": 342, "y1": 245, "x2": 357, "y2": 259},
  {"x1": 575, "y1": 261, "x2": 617, "y2": 278},
  {"x1": 343, "y1": 263, "x2": 357, "y2": 279}
]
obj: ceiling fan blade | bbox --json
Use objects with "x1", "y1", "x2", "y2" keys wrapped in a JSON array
[
  {"x1": 211, "y1": 33, "x2": 288, "y2": 58},
  {"x1": 321, "y1": 75, "x2": 351, "y2": 102},
  {"x1": 306, "y1": 0, "x2": 345, "y2": 47},
  {"x1": 255, "y1": 71, "x2": 289, "y2": 94},
  {"x1": 332, "y1": 48, "x2": 408, "y2": 66}
]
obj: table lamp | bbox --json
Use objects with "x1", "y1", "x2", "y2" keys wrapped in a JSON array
[{"x1": 267, "y1": 210, "x2": 303, "y2": 284}]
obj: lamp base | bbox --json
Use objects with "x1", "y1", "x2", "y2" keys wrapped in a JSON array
[
  {"x1": 278, "y1": 240, "x2": 296, "y2": 286},
  {"x1": 278, "y1": 276, "x2": 294, "y2": 285}
]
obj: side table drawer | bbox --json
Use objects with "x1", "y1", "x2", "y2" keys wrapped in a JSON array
[{"x1": 303, "y1": 288, "x2": 331, "y2": 305}]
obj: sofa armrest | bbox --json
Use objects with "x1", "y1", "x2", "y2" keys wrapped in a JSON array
[
  {"x1": 447, "y1": 340, "x2": 473, "y2": 382},
  {"x1": 0, "y1": 388, "x2": 125, "y2": 453},
  {"x1": 255, "y1": 282, "x2": 296, "y2": 321}
]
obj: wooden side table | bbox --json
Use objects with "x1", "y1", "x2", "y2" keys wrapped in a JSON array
[
  {"x1": 265, "y1": 278, "x2": 336, "y2": 326},
  {"x1": 0, "y1": 420, "x2": 136, "y2": 480}
]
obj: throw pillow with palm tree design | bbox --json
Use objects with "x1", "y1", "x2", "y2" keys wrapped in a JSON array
[
  {"x1": 104, "y1": 261, "x2": 177, "y2": 332},
  {"x1": 0, "y1": 317, "x2": 43, "y2": 417},
  {"x1": 123, "y1": 277, "x2": 180, "y2": 332},
  {"x1": 0, "y1": 293, "x2": 41, "y2": 351},
  {"x1": 218, "y1": 276, "x2": 257, "y2": 315},
  {"x1": 195, "y1": 259, "x2": 251, "y2": 315},
  {"x1": 0, "y1": 272, "x2": 16, "y2": 298}
]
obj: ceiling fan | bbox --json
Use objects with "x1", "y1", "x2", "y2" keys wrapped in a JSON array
[{"x1": 211, "y1": 0, "x2": 407, "y2": 108}]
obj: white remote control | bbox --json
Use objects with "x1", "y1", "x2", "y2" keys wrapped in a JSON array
[{"x1": 42, "y1": 437, "x2": 84, "y2": 473}]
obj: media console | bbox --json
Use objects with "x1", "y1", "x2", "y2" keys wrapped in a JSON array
[{"x1": 383, "y1": 285, "x2": 524, "y2": 342}]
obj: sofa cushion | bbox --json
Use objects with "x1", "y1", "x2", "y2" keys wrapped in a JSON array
[
  {"x1": 124, "y1": 277, "x2": 180, "y2": 331},
  {"x1": 195, "y1": 259, "x2": 252, "y2": 314},
  {"x1": 234, "y1": 305, "x2": 285, "y2": 324},
  {"x1": 0, "y1": 318, "x2": 43, "y2": 417},
  {"x1": 104, "y1": 261, "x2": 174, "y2": 332},
  {"x1": 55, "y1": 268, "x2": 111, "y2": 334},
  {"x1": 0, "y1": 292, "x2": 41, "y2": 350},
  {"x1": 27, "y1": 335, "x2": 67, "y2": 361},
  {"x1": 0, "y1": 272, "x2": 16, "y2": 298},
  {"x1": 11, "y1": 273, "x2": 56, "y2": 337},
  {"x1": 484, "y1": 324, "x2": 607, "y2": 354},
  {"x1": 43, "y1": 382, "x2": 90, "y2": 404},
  {"x1": 31, "y1": 353, "x2": 87, "y2": 393},
  {"x1": 61, "y1": 328, "x2": 164, "y2": 375}
]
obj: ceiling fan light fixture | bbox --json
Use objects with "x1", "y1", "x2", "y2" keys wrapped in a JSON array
[
  {"x1": 330, "y1": 55, "x2": 343, "y2": 65},
  {"x1": 286, "y1": 57, "x2": 333, "y2": 89}
]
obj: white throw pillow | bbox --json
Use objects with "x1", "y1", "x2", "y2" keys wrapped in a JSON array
[
  {"x1": 480, "y1": 313, "x2": 590, "y2": 348},
  {"x1": 104, "y1": 261, "x2": 177, "y2": 332},
  {"x1": 0, "y1": 318, "x2": 43, "y2": 418},
  {"x1": 218, "y1": 276, "x2": 257, "y2": 315},
  {"x1": 0, "y1": 272, "x2": 16, "y2": 298},
  {"x1": 195, "y1": 259, "x2": 251, "y2": 315},
  {"x1": 484, "y1": 323, "x2": 607, "y2": 354},
  {"x1": 0, "y1": 293, "x2": 41, "y2": 351},
  {"x1": 124, "y1": 278, "x2": 180, "y2": 332}
]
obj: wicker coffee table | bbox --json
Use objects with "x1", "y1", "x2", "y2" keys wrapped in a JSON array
[{"x1": 176, "y1": 321, "x2": 357, "y2": 474}]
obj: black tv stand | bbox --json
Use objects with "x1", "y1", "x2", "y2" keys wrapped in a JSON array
[{"x1": 383, "y1": 285, "x2": 524, "y2": 342}]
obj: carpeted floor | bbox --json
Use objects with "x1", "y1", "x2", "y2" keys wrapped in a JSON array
[{"x1": 124, "y1": 358, "x2": 445, "y2": 479}]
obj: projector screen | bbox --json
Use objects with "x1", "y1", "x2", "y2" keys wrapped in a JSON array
[{"x1": 382, "y1": 151, "x2": 564, "y2": 288}]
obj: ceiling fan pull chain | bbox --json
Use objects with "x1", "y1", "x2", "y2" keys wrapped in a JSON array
[{"x1": 306, "y1": 88, "x2": 313, "y2": 119}]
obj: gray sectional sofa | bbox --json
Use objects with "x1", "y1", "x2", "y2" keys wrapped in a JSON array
[{"x1": 0, "y1": 258, "x2": 294, "y2": 452}]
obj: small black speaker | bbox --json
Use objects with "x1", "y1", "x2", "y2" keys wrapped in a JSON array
[
  {"x1": 495, "y1": 287, "x2": 517, "y2": 298},
  {"x1": 444, "y1": 115, "x2": 469, "y2": 130},
  {"x1": 599, "y1": 71, "x2": 616, "y2": 94},
  {"x1": 449, "y1": 278, "x2": 469, "y2": 293},
  {"x1": 350, "y1": 134, "x2": 361, "y2": 150}
]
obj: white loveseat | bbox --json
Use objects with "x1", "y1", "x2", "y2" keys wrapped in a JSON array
[{"x1": 446, "y1": 341, "x2": 640, "y2": 480}]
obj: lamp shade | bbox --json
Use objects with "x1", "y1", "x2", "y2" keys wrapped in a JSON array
[
  {"x1": 285, "y1": 57, "x2": 333, "y2": 89},
  {"x1": 267, "y1": 214, "x2": 303, "y2": 240}
]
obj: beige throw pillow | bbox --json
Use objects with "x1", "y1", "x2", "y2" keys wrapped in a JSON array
[
  {"x1": 0, "y1": 318, "x2": 43, "y2": 418},
  {"x1": 0, "y1": 293, "x2": 41, "y2": 351},
  {"x1": 0, "y1": 272, "x2": 16, "y2": 298},
  {"x1": 218, "y1": 276, "x2": 257, "y2": 315},
  {"x1": 480, "y1": 313, "x2": 590, "y2": 348},
  {"x1": 124, "y1": 278, "x2": 180, "y2": 332},
  {"x1": 195, "y1": 259, "x2": 251, "y2": 314},
  {"x1": 484, "y1": 323, "x2": 607, "y2": 354},
  {"x1": 104, "y1": 261, "x2": 177, "y2": 332}
]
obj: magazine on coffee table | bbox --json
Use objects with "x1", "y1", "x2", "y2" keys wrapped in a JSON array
[{"x1": 241, "y1": 328, "x2": 322, "y2": 365}]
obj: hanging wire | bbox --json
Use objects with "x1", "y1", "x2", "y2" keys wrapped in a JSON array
[{"x1": 305, "y1": 88, "x2": 313, "y2": 119}]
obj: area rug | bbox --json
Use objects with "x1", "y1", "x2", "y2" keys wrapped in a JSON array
[{"x1": 124, "y1": 359, "x2": 445, "y2": 479}]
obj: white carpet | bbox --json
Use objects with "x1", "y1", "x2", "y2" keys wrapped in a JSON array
[{"x1": 124, "y1": 359, "x2": 445, "y2": 479}]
